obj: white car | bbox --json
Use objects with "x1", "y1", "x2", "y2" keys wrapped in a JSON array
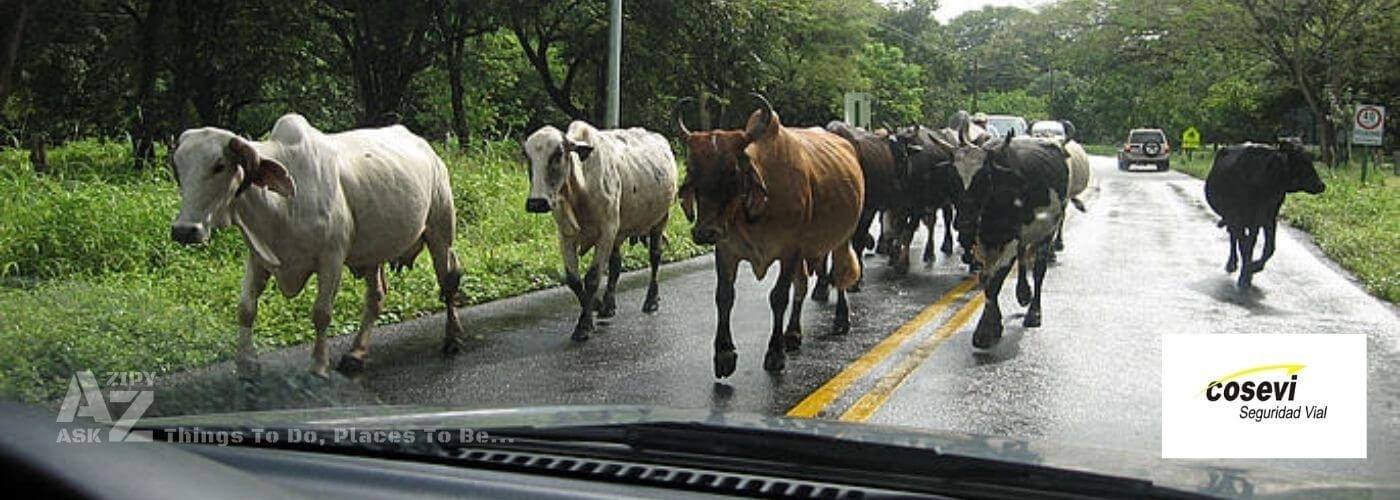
[{"x1": 1030, "y1": 121, "x2": 1066, "y2": 140}]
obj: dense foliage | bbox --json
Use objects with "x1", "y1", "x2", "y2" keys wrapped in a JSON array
[{"x1": 2, "y1": 0, "x2": 1393, "y2": 154}]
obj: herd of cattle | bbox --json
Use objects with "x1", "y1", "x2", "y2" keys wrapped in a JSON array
[{"x1": 166, "y1": 95, "x2": 1324, "y2": 379}]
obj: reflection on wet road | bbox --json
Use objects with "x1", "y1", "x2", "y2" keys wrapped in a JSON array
[{"x1": 153, "y1": 155, "x2": 1399, "y2": 480}]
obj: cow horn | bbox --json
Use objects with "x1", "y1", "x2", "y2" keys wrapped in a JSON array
[
  {"x1": 959, "y1": 120, "x2": 970, "y2": 146},
  {"x1": 746, "y1": 92, "x2": 773, "y2": 139},
  {"x1": 931, "y1": 134, "x2": 956, "y2": 153},
  {"x1": 674, "y1": 97, "x2": 695, "y2": 136}
]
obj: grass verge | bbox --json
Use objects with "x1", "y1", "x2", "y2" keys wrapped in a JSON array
[{"x1": 0, "y1": 140, "x2": 707, "y2": 402}]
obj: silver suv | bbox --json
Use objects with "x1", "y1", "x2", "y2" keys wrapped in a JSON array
[{"x1": 1118, "y1": 128, "x2": 1170, "y2": 171}]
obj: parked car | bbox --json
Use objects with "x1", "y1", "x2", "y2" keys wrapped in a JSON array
[
  {"x1": 983, "y1": 114, "x2": 1028, "y2": 138},
  {"x1": 1118, "y1": 128, "x2": 1171, "y2": 171}
]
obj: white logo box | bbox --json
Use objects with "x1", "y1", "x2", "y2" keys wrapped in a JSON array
[{"x1": 1161, "y1": 334, "x2": 1366, "y2": 459}]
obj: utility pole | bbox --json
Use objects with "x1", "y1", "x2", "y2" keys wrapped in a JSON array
[{"x1": 605, "y1": 0, "x2": 622, "y2": 128}]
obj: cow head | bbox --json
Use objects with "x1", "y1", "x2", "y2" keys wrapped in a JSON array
[
  {"x1": 169, "y1": 128, "x2": 295, "y2": 245},
  {"x1": 675, "y1": 94, "x2": 774, "y2": 245},
  {"x1": 1277, "y1": 142, "x2": 1326, "y2": 195},
  {"x1": 523, "y1": 125, "x2": 593, "y2": 213},
  {"x1": 967, "y1": 160, "x2": 1029, "y2": 282}
]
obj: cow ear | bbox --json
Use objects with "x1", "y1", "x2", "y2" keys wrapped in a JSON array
[
  {"x1": 571, "y1": 141, "x2": 595, "y2": 162},
  {"x1": 678, "y1": 182, "x2": 696, "y2": 222},
  {"x1": 739, "y1": 155, "x2": 768, "y2": 221},
  {"x1": 252, "y1": 158, "x2": 296, "y2": 198}
]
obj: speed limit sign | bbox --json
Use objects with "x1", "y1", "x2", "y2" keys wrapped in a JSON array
[{"x1": 1353, "y1": 104, "x2": 1384, "y2": 146}]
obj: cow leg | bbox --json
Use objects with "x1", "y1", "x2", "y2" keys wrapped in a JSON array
[
  {"x1": 1236, "y1": 226, "x2": 1258, "y2": 288},
  {"x1": 834, "y1": 288, "x2": 851, "y2": 335},
  {"x1": 560, "y1": 238, "x2": 584, "y2": 304},
  {"x1": 1224, "y1": 226, "x2": 1240, "y2": 273},
  {"x1": 893, "y1": 213, "x2": 913, "y2": 275},
  {"x1": 713, "y1": 249, "x2": 740, "y2": 378},
  {"x1": 235, "y1": 257, "x2": 271, "y2": 379},
  {"x1": 596, "y1": 241, "x2": 621, "y2": 318},
  {"x1": 642, "y1": 231, "x2": 662, "y2": 313},
  {"x1": 922, "y1": 214, "x2": 937, "y2": 264},
  {"x1": 940, "y1": 204, "x2": 956, "y2": 255},
  {"x1": 336, "y1": 265, "x2": 386, "y2": 375},
  {"x1": 1248, "y1": 221, "x2": 1277, "y2": 274},
  {"x1": 574, "y1": 230, "x2": 617, "y2": 340},
  {"x1": 309, "y1": 264, "x2": 343, "y2": 378},
  {"x1": 1024, "y1": 244, "x2": 1050, "y2": 328},
  {"x1": 785, "y1": 258, "x2": 808, "y2": 351},
  {"x1": 1015, "y1": 254, "x2": 1033, "y2": 307},
  {"x1": 973, "y1": 263, "x2": 1013, "y2": 349},
  {"x1": 764, "y1": 258, "x2": 797, "y2": 372},
  {"x1": 1053, "y1": 217, "x2": 1066, "y2": 252},
  {"x1": 425, "y1": 234, "x2": 467, "y2": 355},
  {"x1": 811, "y1": 253, "x2": 831, "y2": 301}
]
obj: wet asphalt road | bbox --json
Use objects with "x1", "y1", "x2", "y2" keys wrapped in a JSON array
[{"x1": 153, "y1": 155, "x2": 1399, "y2": 480}]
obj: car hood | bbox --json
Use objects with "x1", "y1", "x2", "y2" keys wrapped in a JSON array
[{"x1": 142, "y1": 404, "x2": 1393, "y2": 498}]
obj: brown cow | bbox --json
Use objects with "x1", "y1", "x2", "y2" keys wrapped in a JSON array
[{"x1": 676, "y1": 94, "x2": 865, "y2": 378}]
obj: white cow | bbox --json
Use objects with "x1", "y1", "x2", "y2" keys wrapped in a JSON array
[
  {"x1": 169, "y1": 114, "x2": 465, "y2": 378},
  {"x1": 523, "y1": 121, "x2": 677, "y2": 341}
]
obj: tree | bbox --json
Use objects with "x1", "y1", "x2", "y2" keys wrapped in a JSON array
[
  {"x1": 507, "y1": 0, "x2": 604, "y2": 121},
  {"x1": 1233, "y1": 0, "x2": 1399, "y2": 165},
  {"x1": 431, "y1": 0, "x2": 492, "y2": 148},
  {"x1": 0, "y1": 0, "x2": 35, "y2": 102},
  {"x1": 321, "y1": 0, "x2": 437, "y2": 126},
  {"x1": 118, "y1": 0, "x2": 172, "y2": 169}
]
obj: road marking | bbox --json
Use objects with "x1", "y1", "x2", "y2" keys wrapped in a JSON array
[
  {"x1": 785, "y1": 278, "x2": 978, "y2": 418},
  {"x1": 839, "y1": 294, "x2": 986, "y2": 422}
]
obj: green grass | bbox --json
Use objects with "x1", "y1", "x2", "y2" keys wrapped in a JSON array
[
  {"x1": 1163, "y1": 151, "x2": 1399, "y2": 303},
  {"x1": 0, "y1": 140, "x2": 706, "y2": 402}
]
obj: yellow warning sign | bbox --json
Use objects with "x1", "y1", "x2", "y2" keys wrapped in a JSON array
[{"x1": 1182, "y1": 126, "x2": 1201, "y2": 150}]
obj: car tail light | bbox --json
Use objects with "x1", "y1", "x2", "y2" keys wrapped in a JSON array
[
  {"x1": 1123, "y1": 144, "x2": 1132, "y2": 152},
  {"x1": 1164, "y1": 143, "x2": 1171, "y2": 153}
]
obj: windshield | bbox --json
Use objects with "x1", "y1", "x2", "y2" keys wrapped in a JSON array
[
  {"x1": 2, "y1": 0, "x2": 1394, "y2": 496},
  {"x1": 1130, "y1": 131, "x2": 1167, "y2": 144}
]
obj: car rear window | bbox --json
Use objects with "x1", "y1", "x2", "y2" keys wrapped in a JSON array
[{"x1": 1129, "y1": 131, "x2": 1166, "y2": 143}]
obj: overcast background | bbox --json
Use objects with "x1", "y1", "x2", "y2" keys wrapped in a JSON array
[{"x1": 935, "y1": 0, "x2": 1057, "y2": 22}]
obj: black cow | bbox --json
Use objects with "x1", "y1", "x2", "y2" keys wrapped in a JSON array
[
  {"x1": 961, "y1": 132, "x2": 1069, "y2": 348},
  {"x1": 1204, "y1": 142, "x2": 1325, "y2": 288},
  {"x1": 891, "y1": 125, "x2": 962, "y2": 265}
]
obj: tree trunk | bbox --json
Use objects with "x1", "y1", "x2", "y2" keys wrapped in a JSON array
[
  {"x1": 132, "y1": 0, "x2": 172, "y2": 170},
  {"x1": 0, "y1": 0, "x2": 30, "y2": 102},
  {"x1": 446, "y1": 38, "x2": 468, "y2": 149}
]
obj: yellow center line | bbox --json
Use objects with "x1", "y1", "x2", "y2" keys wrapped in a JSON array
[
  {"x1": 785, "y1": 278, "x2": 978, "y2": 418},
  {"x1": 839, "y1": 294, "x2": 986, "y2": 422}
]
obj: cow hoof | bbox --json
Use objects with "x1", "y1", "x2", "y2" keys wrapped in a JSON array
[
  {"x1": 1053, "y1": 240, "x2": 1065, "y2": 252},
  {"x1": 1023, "y1": 311, "x2": 1042, "y2": 328},
  {"x1": 763, "y1": 349, "x2": 786, "y2": 372},
  {"x1": 833, "y1": 317, "x2": 850, "y2": 335},
  {"x1": 596, "y1": 300, "x2": 616, "y2": 318},
  {"x1": 847, "y1": 283, "x2": 861, "y2": 293},
  {"x1": 1015, "y1": 284, "x2": 1032, "y2": 307},
  {"x1": 972, "y1": 321, "x2": 1003, "y2": 349},
  {"x1": 784, "y1": 330, "x2": 802, "y2": 351},
  {"x1": 1225, "y1": 261, "x2": 1238, "y2": 273},
  {"x1": 441, "y1": 336, "x2": 465, "y2": 356},
  {"x1": 571, "y1": 325, "x2": 592, "y2": 342},
  {"x1": 310, "y1": 366, "x2": 332, "y2": 380},
  {"x1": 336, "y1": 354, "x2": 366, "y2": 375},
  {"x1": 714, "y1": 350, "x2": 738, "y2": 378},
  {"x1": 922, "y1": 250, "x2": 934, "y2": 263},
  {"x1": 811, "y1": 284, "x2": 830, "y2": 302},
  {"x1": 1248, "y1": 262, "x2": 1266, "y2": 274},
  {"x1": 941, "y1": 242, "x2": 954, "y2": 255},
  {"x1": 642, "y1": 298, "x2": 659, "y2": 314}
]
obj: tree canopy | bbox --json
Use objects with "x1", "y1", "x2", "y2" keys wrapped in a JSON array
[{"x1": 0, "y1": 0, "x2": 1395, "y2": 162}]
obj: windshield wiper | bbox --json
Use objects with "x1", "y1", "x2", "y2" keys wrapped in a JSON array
[{"x1": 140, "y1": 421, "x2": 1207, "y2": 499}]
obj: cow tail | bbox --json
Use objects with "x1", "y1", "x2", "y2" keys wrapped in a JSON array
[{"x1": 829, "y1": 242, "x2": 861, "y2": 290}]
